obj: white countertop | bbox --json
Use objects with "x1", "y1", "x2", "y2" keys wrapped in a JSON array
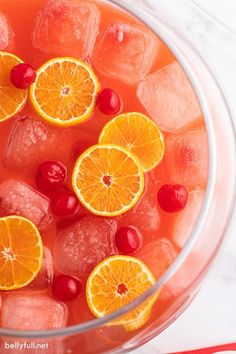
[{"x1": 133, "y1": 1, "x2": 236, "y2": 353}]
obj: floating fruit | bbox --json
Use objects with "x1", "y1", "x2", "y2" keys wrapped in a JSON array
[
  {"x1": 86, "y1": 255, "x2": 157, "y2": 331},
  {"x1": 72, "y1": 144, "x2": 144, "y2": 217},
  {"x1": 30, "y1": 57, "x2": 100, "y2": 127},
  {"x1": 0, "y1": 51, "x2": 28, "y2": 122},
  {"x1": 0, "y1": 216, "x2": 43, "y2": 290},
  {"x1": 99, "y1": 112, "x2": 164, "y2": 172}
]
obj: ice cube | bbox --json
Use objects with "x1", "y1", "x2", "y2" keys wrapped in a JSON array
[
  {"x1": 54, "y1": 216, "x2": 117, "y2": 276},
  {"x1": 136, "y1": 238, "x2": 177, "y2": 280},
  {"x1": 0, "y1": 12, "x2": 14, "y2": 51},
  {"x1": 118, "y1": 187, "x2": 160, "y2": 241},
  {"x1": 93, "y1": 22, "x2": 158, "y2": 85},
  {"x1": 4, "y1": 116, "x2": 69, "y2": 173},
  {"x1": 135, "y1": 237, "x2": 182, "y2": 302},
  {"x1": 166, "y1": 239, "x2": 208, "y2": 298},
  {"x1": 137, "y1": 62, "x2": 202, "y2": 132},
  {"x1": 32, "y1": 0, "x2": 100, "y2": 58},
  {"x1": 1, "y1": 294, "x2": 68, "y2": 329},
  {"x1": 171, "y1": 188, "x2": 205, "y2": 249},
  {"x1": 28, "y1": 247, "x2": 54, "y2": 289},
  {"x1": 4, "y1": 116, "x2": 54, "y2": 172},
  {"x1": 0, "y1": 180, "x2": 53, "y2": 231},
  {"x1": 164, "y1": 129, "x2": 208, "y2": 187}
]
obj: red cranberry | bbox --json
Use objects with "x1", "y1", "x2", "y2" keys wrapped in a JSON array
[
  {"x1": 97, "y1": 88, "x2": 121, "y2": 115},
  {"x1": 52, "y1": 274, "x2": 82, "y2": 302},
  {"x1": 157, "y1": 184, "x2": 188, "y2": 212},
  {"x1": 115, "y1": 227, "x2": 140, "y2": 254},
  {"x1": 10, "y1": 63, "x2": 37, "y2": 89},
  {"x1": 36, "y1": 161, "x2": 67, "y2": 192},
  {"x1": 51, "y1": 190, "x2": 79, "y2": 217}
]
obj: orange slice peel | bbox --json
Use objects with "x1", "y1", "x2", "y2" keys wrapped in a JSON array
[
  {"x1": 0, "y1": 215, "x2": 43, "y2": 290},
  {"x1": 99, "y1": 112, "x2": 165, "y2": 172},
  {"x1": 30, "y1": 57, "x2": 100, "y2": 127},
  {"x1": 0, "y1": 51, "x2": 28, "y2": 122},
  {"x1": 86, "y1": 255, "x2": 157, "y2": 331},
  {"x1": 72, "y1": 144, "x2": 144, "y2": 217}
]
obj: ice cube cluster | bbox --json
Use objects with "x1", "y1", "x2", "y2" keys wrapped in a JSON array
[
  {"x1": 31, "y1": 0, "x2": 159, "y2": 85},
  {"x1": 0, "y1": 0, "x2": 209, "y2": 332},
  {"x1": 30, "y1": 0, "x2": 204, "y2": 135},
  {"x1": 26, "y1": 0, "x2": 203, "y2": 134}
]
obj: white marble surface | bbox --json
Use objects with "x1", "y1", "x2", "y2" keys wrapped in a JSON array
[{"x1": 133, "y1": 1, "x2": 236, "y2": 353}]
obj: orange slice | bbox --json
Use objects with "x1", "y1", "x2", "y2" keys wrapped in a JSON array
[
  {"x1": 0, "y1": 52, "x2": 28, "y2": 122},
  {"x1": 86, "y1": 255, "x2": 157, "y2": 332},
  {"x1": 99, "y1": 112, "x2": 165, "y2": 172},
  {"x1": 0, "y1": 216, "x2": 43, "y2": 290},
  {"x1": 72, "y1": 144, "x2": 144, "y2": 217},
  {"x1": 30, "y1": 57, "x2": 100, "y2": 127}
]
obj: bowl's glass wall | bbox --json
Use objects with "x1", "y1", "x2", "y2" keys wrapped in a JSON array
[{"x1": 0, "y1": 1, "x2": 235, "y2": 353}]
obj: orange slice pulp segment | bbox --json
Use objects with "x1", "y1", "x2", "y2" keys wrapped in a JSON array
[
  {"x1": 30, "y1": 57, "x2": 100, "y2": 127},
  {"x1": 99, "y1": 112, "x2": 165, "y2": 172},
  {"x1": 0, "y1": 216, "x2": 43, "y2": 290},
  {"x1": 72, "y1": 144, "x2": 144, "y2": 217},
  {"x1": 86, "y1": 255, "x2": 157, "y2": 332},
  {"x1": 0, "y1": 51, "x2": 28, "y2": 122}
]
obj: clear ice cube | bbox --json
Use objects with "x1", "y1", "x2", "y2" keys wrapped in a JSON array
[
  {"x1": 0, "y1": 180, "x2": 53, "y2": 231},
  {"x1": 167, "y1": 239, "x2": 208, "y2": 299},
  {"x1": 54, "y1": 216, "x2": 117, "y2": 276},
  {"x1": 136, "y1": 238, "x2": 186, "y2": 300},
  {"x1": 171, "y1": 188, "x2": 205, "y2": 248},
  {"x1": 1, "y1": 294, "x2": 68, "y2": 329},
  {"x1": 0, "y1": 12, "x2": 14, "y2": 51},
  {"x1": 136, "y1": 238, "x2": 177, "y2": 280},
  {"x1": 137, "y1": 62, "x2": 202, "y2": 132},
  {"x1": 32, "y1": 0, "x2": 100, "y2": 58},
  {"x1": 118, "y1": 184, "x2": 160, "y2": 240},
  {"x1": 4, "y1": 116, "x2": 69, "y2": 172},
  {"x1": 164, "y1": 129, "x2": 208, "y2": 187},
  {"x1": 93, "y1": 22, "x2": 158, "y2": 85},
  {"x1": 28, "y1": 247, "x2": 54, "y2": 289}
]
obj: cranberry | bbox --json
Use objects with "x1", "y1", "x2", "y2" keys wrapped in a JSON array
[
  {"x1": 97, "y1": 88, "x2": 121, "y2": 115},
  {"x1": 157, "y1": 184, "x2": 188, "y2": 212},
  {"x1": 115, "y1": 227, "x2": 140, "y2": 254},
  {"x1": 10, "y1": 63, "x2": 36, "y2": 89},
  {"x1": 36, "y1": 161, "x2": 67, "y2": 192},
  {"x1": 52, "y1": 274, "x2": 82, "y2": 302},
  {"x1": 51, "y1": 190, "x2": 79, "y2": 217}
]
